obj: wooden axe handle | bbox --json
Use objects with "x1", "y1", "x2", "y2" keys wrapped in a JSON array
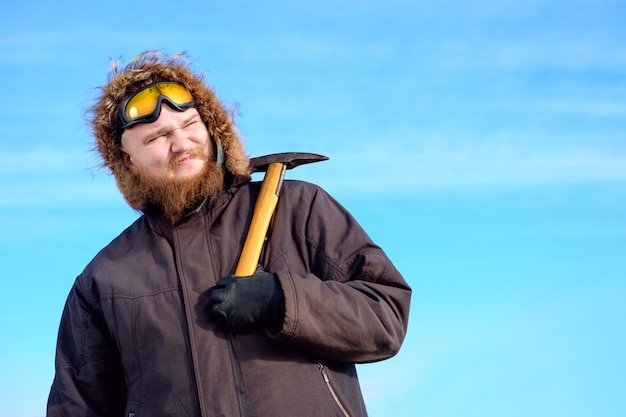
[{"x1": 234, "y1": 162, "x2": 286, "y2": 276}]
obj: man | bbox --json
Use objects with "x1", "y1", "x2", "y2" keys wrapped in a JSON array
[{"x1": 47, "y1": 50, "x2": 411, "y2": 417}]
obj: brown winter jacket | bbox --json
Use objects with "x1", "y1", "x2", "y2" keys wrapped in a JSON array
[{"x1": 47, "y1": 180, "x2": 412, "y2": 417}]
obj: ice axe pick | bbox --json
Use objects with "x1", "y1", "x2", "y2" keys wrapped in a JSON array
[{"x1": 234, "y1": 152, "x2": 329, "y2": 276}]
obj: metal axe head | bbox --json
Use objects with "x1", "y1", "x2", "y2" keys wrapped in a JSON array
[{"x1": 249, "y1": 152, "x2": 329, "y2": 173}]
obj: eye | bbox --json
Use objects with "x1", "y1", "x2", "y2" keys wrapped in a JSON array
[
  {"x1": 145, "y1": 135, "x2": 165, "y2": 145},
  {"x1": 185, "y1": 119, "x2": 199, "y2": 128}
]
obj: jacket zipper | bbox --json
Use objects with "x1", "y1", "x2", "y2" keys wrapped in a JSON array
[{"x1": 318, "y1": 363, "x2": 351, "y2": 417}]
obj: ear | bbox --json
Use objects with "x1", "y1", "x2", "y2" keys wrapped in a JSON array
[{"x1": 121, "y1": 149, "x2": 136, "y2": 172}]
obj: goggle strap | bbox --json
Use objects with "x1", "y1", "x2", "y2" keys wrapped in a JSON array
[{"x1": 216, "y1": 142, "x2": 225, "y2": 167}]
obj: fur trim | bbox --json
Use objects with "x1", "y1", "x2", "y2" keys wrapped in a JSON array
[{"x1": 88, "y1": 50, "x2": 251, "y2": 194}]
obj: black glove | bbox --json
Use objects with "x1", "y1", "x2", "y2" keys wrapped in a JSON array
[{"x1": 209, "y1": 271, "x2": 285, "y2": 334}]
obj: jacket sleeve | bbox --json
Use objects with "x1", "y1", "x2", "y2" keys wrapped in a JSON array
[
  {"x1": 269, "y1": 182, "x2": 412, "y2": 364},
  {"x1": 47, "y1": 275, "x2": 126, "y2": 417}
]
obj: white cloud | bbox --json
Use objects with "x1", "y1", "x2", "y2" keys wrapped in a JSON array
[
  {"x1": 423, "y1": 37, "x2": 626, "y2": 72},
  {"x1": 0, "y1": 177, "x2": 120, "y2": 207},
  {"x1": 0, "y1": 147, "x2": 117, "y2": 207},
  {"x1": 0, "y1": 147, "x2": 95, "y2": 174},
  {"x1": 314, "y1": 142, "x2": 626, "y2": 194},
  {"x1": 4, "y1": 141, "x2": 625, "y2": 207}
]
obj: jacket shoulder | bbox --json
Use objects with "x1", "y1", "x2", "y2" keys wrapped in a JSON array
[{"x1": 75, "y1": 216, "x2": 153, "y2": 289}]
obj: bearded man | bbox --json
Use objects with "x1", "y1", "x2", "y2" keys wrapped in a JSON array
[{"x1": 47, "y1": 51, "x2": 411, "y2": 417}]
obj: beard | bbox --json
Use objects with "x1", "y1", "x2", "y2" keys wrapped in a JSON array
[{"x1": 117, "y1": 149, "x2": 225, "y2": 223}]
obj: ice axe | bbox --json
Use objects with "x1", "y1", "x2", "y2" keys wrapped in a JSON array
[{"x1": 234, "y1": 152, "x2": 329, "y2": 276}]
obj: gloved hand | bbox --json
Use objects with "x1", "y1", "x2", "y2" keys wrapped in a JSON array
[{"x1": 209, "y1": 271, "x2": 285, "y2": 334}]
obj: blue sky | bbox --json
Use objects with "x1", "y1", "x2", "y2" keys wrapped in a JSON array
[{"x1": 1, "y1": 0, "x2": 625, "y2": 416}]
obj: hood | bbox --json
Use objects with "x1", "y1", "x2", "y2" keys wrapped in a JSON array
[{"x1": 88, "y1": 50, "x2": 251, "y2": 198}]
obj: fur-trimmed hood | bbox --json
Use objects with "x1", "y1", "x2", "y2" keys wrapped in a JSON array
[{"x1": 88, "y1": 50, "x2": 251, "y2": 203}]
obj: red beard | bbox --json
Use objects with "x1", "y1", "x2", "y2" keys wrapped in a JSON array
[{"x1": 119, "y1": 150, "x2": 225, "y2": 223}]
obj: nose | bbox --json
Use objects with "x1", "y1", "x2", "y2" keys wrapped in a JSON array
[{"x1": 169, "y1": 128, "x2": 190, "y2": 153}]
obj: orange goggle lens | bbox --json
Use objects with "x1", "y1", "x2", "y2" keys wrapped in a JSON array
[{"x1": 117, "y1": 82, "x2": 196, "y2": 133}]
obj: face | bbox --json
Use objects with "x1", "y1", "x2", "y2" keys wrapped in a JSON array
[{"x1": 120, "y1": 105, "x2": 212, "y2": 180}]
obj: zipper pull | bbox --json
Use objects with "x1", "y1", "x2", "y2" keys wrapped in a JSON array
[
  {"x1": 317, "y1": 362, "x2": 351, "y2": 417},
  {"x1": 318, "y1": 362, "x2": 330, "y2": 383}
]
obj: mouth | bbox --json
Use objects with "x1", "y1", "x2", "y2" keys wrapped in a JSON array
[
  {"x1": 167, "y1": 149, "x2": 209, "y2": 177},
  {"x1": 171, "y1": 151, "x2": 202, "y2": 168},
  {"x1": 177, "y1": 153, "x2": 197, "y2": 164}
]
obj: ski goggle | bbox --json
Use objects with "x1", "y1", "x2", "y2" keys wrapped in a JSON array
[{"x1": 117, "y1": 82, "x2": 196, "y2": 134}]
